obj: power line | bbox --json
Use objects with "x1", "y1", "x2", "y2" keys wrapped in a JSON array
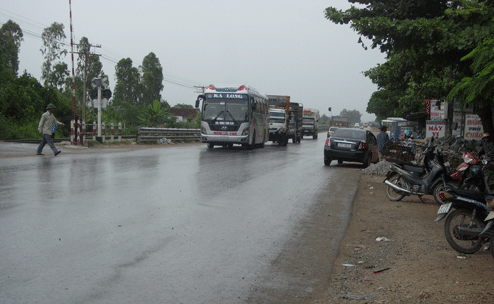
[
  {"x1": 2, "y1": 11, "x2": 202, "y2": 90},
  {"x1": 0, "y1": 8, "x2": 47, "y2": 31}
]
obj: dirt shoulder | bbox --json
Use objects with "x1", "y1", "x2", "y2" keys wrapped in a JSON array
[{"x1": 315, "y1": 173, "x2": 494, "y2": 304}]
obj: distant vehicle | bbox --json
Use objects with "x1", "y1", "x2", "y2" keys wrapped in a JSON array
[
  {"x1": 267, "y1": 95, "x2": 303, "y2": 144},
  {"x1": 195, "y1": 84, "x2": 269, "y2": 149},
  {"x1": 327, "y1": 127, "x2": 339, "y2": 138},
  {"x1": 324, "y1": 128, "x2": 379, "y2": 168},
  {"x1": 302, "y1": 108, "x2": 320, "y2": 139},
  {"x1": 268, "y1": 107, "x2": 289, "y2": 146},
  {"x1": 330, "y1": 116, "x2": 349, "y2": 128}
]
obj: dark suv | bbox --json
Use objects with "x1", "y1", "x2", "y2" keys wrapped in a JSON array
[{"x1": 324, "y1": 128, "x2": 378, "y2": 167}]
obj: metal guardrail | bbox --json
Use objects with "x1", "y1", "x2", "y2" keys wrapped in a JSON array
[{"x1": 136, "y1": 127, "x2": 201, "y2": 143}]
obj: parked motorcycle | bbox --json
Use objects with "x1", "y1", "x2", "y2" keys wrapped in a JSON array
[
  {"x1": 480, "y1": 197, "x2": 494, "y2": 258},
  {"x1": 451, "y1": 152, "x2": 494, "y2": 193},
  {"x1": 435, "y1": 187, "x2": 492, "y2": 254},
  {"x1": 384, "y1": 137, "x2": 457, "y2": 204}
]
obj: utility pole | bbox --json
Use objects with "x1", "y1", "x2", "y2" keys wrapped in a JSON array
[
  {"x1": 69, "y1": 0, "x2": 101, "y2": 145},
  {"x1": 69, "y1": 0, "x2": 77, "y2": 144},
  {"x1": 81, "y1": 44, "x2": 101, "y2": 125}
]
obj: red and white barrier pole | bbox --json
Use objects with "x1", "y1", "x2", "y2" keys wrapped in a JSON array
[
  {"x1": 76, "y1": 118, "x2": 80, "y2": 145},
  {"x1": 70, "y1": 120, "x2": 75, "y2": 144},
  {"x1": 118, "y1": 122, "x2": 122, "y2": 142},
  {"x1": 110, "y1": 122, "x2": 115, "y2": 142}
]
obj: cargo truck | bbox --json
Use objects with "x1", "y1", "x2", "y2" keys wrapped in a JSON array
[
  {"x1": 267, "y1": 95, "x2": 303, "y2": 145},
  {"x1": 330, "y1": 116, "x2": 349, "y2": 128},
  {"x1": 288, "y1": 102, "x2": 303, "y2": 143},
  {"x1": 302, "y1": 108, "x2": 319, "y2": 139}
]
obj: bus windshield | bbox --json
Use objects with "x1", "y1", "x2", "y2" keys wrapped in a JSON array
[{"x1": 203, "y1": 98, "x2": 249, "y2": 122}]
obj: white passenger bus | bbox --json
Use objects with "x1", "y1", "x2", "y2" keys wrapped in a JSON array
[{"x1": 195, "y1": 85, "x2": 269, "y2": 149}]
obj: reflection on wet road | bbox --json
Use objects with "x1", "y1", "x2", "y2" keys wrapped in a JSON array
[{"x1": 0, "y1": 140, "x2": 360, "y2": 303}]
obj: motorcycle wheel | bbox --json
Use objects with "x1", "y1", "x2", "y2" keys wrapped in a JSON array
[
  {"x1": 385, "y1": 173, "x2": 406, "y2": 201},
  {"x1": 444, "y1": 208, "x2": 484, "y2": 254},
  {"x1": 433, "y1": 181, "x2": 459, "y2": 205}
]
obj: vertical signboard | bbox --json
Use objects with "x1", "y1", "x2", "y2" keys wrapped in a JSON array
[
  {"x1": 452, "y1": 112, "x2": 462, "y2": 137},
  {"x1": 464, "y1": 114, "x2": 483, "y2": 140},
  {"x1": 430, "y1": 100, "x2": 444, "y2": 121},
  {"x1": 452, "y1": 100, "x2": 474, "y2": 138},
  {"x1": 426, "y1": 120, "x2": 446, "y2": 138}
]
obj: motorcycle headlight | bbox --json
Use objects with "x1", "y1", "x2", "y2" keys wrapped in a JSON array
[{"x1": 470, "y1": 166, "x2": 481, "y2": 178}]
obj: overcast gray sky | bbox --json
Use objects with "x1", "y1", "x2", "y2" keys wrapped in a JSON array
[{"x1": 1, "y1": 0, "x2": 386, "y2": 122}]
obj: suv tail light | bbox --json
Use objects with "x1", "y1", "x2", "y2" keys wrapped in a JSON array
[
  {"x1": 325, "y1": 138, "x2": 331, "y2": 146},
  {"x1": 359, "y1": 142, "x2": 367, "y2": 150}
]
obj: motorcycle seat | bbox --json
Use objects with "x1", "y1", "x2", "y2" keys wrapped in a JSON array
[{"x1": 403, "y1": 164, "x2": 426, "y2": 175}]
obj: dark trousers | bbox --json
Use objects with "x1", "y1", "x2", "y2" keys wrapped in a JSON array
[{"x1": 37, "y1": 134, "x2": 59, "y2": 154}]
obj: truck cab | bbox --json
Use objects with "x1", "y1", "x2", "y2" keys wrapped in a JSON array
[
  {"x1": 302, "y1": 108, "x2": 319, "y2": 139},
  {"x1": 302, "y1": 117, "x2": 318, "y2": 139},
  {"x1": 268, "y1": 108, "x2": 289, "y2": 146}
]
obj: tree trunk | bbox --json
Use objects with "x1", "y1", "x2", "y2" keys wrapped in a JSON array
[{"x1": 477, "y1": 98, "x2": 494, "y2": 136}]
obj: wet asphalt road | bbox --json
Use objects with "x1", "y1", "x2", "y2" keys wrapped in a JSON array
[{"x1": 0, "y1": 138, "x2": 360, "y2": 303}]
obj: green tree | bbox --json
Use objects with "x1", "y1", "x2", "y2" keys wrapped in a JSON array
[
  {"x1": 448, "y1": 37, "x2": 494, "y2": 135},
  {"x1": 46, "y1": 62, "x2": 69, "y2": 91},
  {"x1": 110, "y1": 58, "x2": 142, "y2": 131},
  {"x1": 40, "y1": 22, "x2": 67, "y2": 87},
  {"x1": 319, "y1": 114, "x2": 331, "y2": 125},
  {"x1": 340, "y1": 109, "x2": 362, "y2": 126},
  {"x1": 325, "y1": 0, "x2": 494, "y2": 131},
  {"x1": 112, "y1": 58, "x2": 141, "y2": 106},
  {"x1": 138, "y1": 100, "x2": 174, "y2": 127},
  {"x1": 140, "y1": 52, "x2": 163, "y2": 107},
  {"x1": 0, "y1": 72, "x2": 71, "y2": 139},
  {"x1": 0, "y1": 20, "x2": 23, "y2": 75}
]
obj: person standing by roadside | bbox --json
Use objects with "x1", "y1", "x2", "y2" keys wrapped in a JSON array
[
  {"x1": 37, "y1": 103, "x2": 65, "y2": 156},
  {"x1": 479, "y1": 133, "x2": 494, "y2": 157},
  {"x1": 377, "y1": 125, "x2": 390, "y2": 162}
]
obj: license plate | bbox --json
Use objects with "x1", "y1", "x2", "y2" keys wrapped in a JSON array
[
  {"x1": 339, "y1": 143, "x2": 351, "y2": 148},
  {"x1": 485, "y1": 211, "x2": 494, "y2": 221},
  {"x1": 437, "y1": 202, "x2": 452, "y2": 214}
]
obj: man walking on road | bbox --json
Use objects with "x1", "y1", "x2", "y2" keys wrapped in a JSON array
[
  {"x1": 37, "y1": 103, "x2": 65, "y2": 156},
  {"x1": 377, "y1": 125, "x2": 390, "y2": 162}
]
